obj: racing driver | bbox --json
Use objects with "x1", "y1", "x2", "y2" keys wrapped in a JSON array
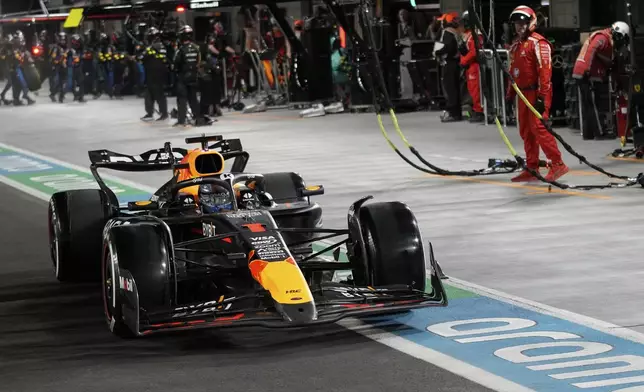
[{"x1": 505, "y1": 5, "x2": 569, "y2": 183}]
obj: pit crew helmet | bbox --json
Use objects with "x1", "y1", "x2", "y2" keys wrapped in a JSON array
[
  {"x1": 611, "y1": 21, "x2": 630, "y2": 48},
  {"x1": 461, "y1": 10, "x2": 472, "y2": 29},
  {"x1": 198, "y1": 183, "x2": 233, "y2": 213},
  {"x1": 58, "y1": 32, "x2": 67, "y2": 45},
  {"x1": 179, "y1": 25, "x2": 194, "y2": 42},
  {"x1": 146, "y1": 26, "x2": 161, "y2": 42},
  {"x1": 509, "y1": 6, "x2": 537, "y2": 35}
]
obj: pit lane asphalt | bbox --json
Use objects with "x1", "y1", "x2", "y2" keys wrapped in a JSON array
[
  {"x1": 0, "y1": 164, "x2": 490, "y2": 390},
  {"x1": 3, "y1": 90, "x2": 644, "y2": 390}
]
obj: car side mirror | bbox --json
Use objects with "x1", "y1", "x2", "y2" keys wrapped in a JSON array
[{"x1": 299, "y1": 185, "x2": 324, "y2": 197}]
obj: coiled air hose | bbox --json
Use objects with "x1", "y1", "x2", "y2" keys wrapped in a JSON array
[
  {"x1": 333, "y1": 0, "x2": 642, "y2": 189},
  {"x1": 467, "y1": 3, "x2": 642, "y2": 190},
  {"x1": 358, "y1": 3, "x2": 519, "y2": 177}
]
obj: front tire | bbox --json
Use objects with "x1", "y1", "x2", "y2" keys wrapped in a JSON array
[
  {"x1": 358, "y1": 201, "x2": 426, "y2": 292},
  {"x1": 102, "y1": 238, "x2": 134, "y2": 338},
  {"x1": 48, "y1": 189, "x2": 112, "y2": 282},
  {"x1": 102, "y1": 221, "x2": 173, "y2": 338}
]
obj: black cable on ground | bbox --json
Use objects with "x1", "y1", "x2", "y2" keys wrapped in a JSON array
[
  {"x1": 468, "y1": 1, "x2": 642, "y2": 189},
  {"x1": 356, "y1": 2, "x2": 519, "y2": 177}
]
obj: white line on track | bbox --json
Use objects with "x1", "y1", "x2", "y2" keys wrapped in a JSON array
[
  {"x1": 338, "y1": 318, "x2": 536, "y2": 392},
  {"x1": 5, "y1": 142, "x2": 644, "y2": 391},
  {"x1": 0, "y1": 172, "x2": 54, "y2": 202},
  {"x1": 447, "y1": 277, "x2": 644, "y2": 345}
]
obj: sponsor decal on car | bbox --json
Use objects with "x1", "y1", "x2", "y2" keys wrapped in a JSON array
[
  {"x1": 250, "y1": 235, "x2": 289, "y2": 261},
  {"x1": 119, "y1": 276, "x2": 134, "y2": 292},
  {"x1": 224, "y1": 211, "x2": 263, "y2": 218},
  {"x1": 172, "y1": 298, "x2": 233, "y2": 318}
]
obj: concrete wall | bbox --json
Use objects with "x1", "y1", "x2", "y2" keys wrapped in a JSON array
[{"x1": 550, "y1": 0, "x2": 580, "y2": 28}]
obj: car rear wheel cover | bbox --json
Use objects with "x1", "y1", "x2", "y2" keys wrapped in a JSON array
[
  {"x1": 102, "y1": 244, "x2": 117, "y2": 330},
  {"x1": 48, "y1": 203, "x2": 61, "y2": 278}
]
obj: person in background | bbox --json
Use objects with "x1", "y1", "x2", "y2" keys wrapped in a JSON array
[
  {"x1": 0, "y1": 34, "x2": 12, "y2": 105},
  {"x1": 293, "y1": 19, "x2": 304, "y2": 40},
  {"x1": 505, "y1": 5, "x2": 568, "y2": 182},
  {"x1": 434, "y1": 12, "x2": 462, "y2": 122},
  {"x1": 572, "y1": 21, "x2": 630, "y2": 140},
  {"x1": 140, "y1": 27, "x2": 169, "y2": 122},
  {"x1": 203, "y1": 21, "x2": 236, "y2": 117},
  {"x1": 330, "y1": 33, "x2": 351, "y2": 108},
  {"x1": 8, "y1": 32, "x2": 35, "y2": 105},
  {"x1": 173, "y1": 25, "x2": 203, "y2": 127},
  {"x1": 458, "y1": 10, "x2": 484, "y2": 123}
]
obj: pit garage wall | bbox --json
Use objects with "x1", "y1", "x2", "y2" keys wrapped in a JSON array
[{"x1": 550, "y1": 0, "x2": 579, "y2": 28}]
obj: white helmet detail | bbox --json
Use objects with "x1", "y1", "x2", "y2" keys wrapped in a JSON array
[{"x1": 611, "y1": 21, "x2": 630, "y2": 42}]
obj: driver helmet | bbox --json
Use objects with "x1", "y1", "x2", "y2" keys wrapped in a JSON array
[{"x1": 198, "y1": 184, "x2": 233, "y2": 213}]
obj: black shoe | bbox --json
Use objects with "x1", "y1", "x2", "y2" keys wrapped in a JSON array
[
  {"x1": 156, "y1": 114, "x2": 169, "y2": 121},
  {"x1": 2, "y1": 98, "x2": 11, "y2": 105},
  {"x1": 49, "y1": 94, "x2": 56, "y2": 103},
  {"x1": 26, "y1": 97, "x2": 36, "y2": 105},
  {"x1": 469, "y1": 112, "x2": 485, "y2": 123},
  {"x1": 13, "y1": 99, "x2": 23, "y2": 106},
  {"x1": 141, "y1": 114, "x2": 154, "y2": 121}
]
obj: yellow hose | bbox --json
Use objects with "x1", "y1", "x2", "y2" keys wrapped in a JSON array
[
  {"x1": 512, "y1": 82, "x2": 543, "y2": 120},
  {"x1": 495, "y1": 116, "x2": 518, "y2": 156}
]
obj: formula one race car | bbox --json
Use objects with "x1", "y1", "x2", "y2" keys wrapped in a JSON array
[{"x1": 47, "y1": 134, "x2": 447, "y2": 337}]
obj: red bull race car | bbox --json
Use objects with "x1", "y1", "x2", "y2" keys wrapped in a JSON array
[{"x1": 47, "y1": 134, "x2": 447, "y2": 337}]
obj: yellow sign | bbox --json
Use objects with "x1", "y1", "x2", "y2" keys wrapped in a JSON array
[
  {"x1": 135, "y1": 201, "x2": 152, "y2": 206},
  {"x1": 64, "y1": 8, "x2": 84, "y2": 29},
  {"x1": 636, "y1": 84, "x2": 641, "y2": 93},
  {"x1": 305, "y1": 185, "x2": 321, "y2": 191}
]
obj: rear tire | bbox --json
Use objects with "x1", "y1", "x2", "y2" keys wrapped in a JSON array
[
  {"x1": 48, "y1": 189, "x2": 112, "y2": 282},
  {"x1": 359, "y1": 201, "x2": 426, "y2": 292},
  {"x1": 262, "y1": 172, "x2": 323, "y2": 246},
  {"x1": 261, "y1": 172, "x2": 307, "y2": 203}
]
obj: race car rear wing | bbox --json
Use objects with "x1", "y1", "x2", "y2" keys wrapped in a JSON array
[
  {"x1": 87, "y1": 135, "x2": 249, "y2": 208},
  {"x1": 88, "y1": 135, "x2": 248, "y2": 173}
]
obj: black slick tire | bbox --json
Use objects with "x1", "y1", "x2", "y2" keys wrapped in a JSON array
[
  {"x1": 359, "y1": 201, "x2": 426, "y2": 292},
  {"x1": 48, "y1": 189, "x2": 111, "y2": 282}
]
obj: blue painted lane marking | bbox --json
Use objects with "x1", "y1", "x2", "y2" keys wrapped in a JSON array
[
  {"x1": 363, "y1": 296, "x2": 644, "y2": 391},
  {"x1": 0, "y1": 147, "x2": 151, "y2": 204},
  {"x1": 4, "y1": 143, "x2": 644, "y2": 391}
]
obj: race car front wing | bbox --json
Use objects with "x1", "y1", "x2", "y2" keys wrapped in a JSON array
[{"x1": 137, "y1": 278, "x2": 447, "y2": 336}]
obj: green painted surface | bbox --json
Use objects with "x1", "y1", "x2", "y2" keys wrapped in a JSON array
[
  {"x1": 443, "y1": 282, "x2": 478, "y2": 299},
  {"x1": 6, "y1": 170, "x2": 149, "y2": 198},
  {"x1": 311, "y1": 243, "x2": 477, "y2": 300}
]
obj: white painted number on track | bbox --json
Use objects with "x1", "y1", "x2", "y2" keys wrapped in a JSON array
[{"x1": 427, "y1": 317, "x2": 644, "y2": 390}]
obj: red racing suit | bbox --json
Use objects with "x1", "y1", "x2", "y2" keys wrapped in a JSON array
[
  {"x1": 506, "y1": 32, "x2": 564, "y2": 168},
  {"x1": 572, "y1": 28, "x2": 613, "y2": 82},
  {"x1": 460, "y1": 30, "x2": 483, "y2": 113}
]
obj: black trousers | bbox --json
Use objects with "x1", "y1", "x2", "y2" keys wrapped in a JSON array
[
  {"x1": 1, "y1": 73, "x2": 11, "y2": 98},
  {"x1": 200, "y1": 78, "x2": 215, "y2": 116},
  {"x1": 579, "y1": 80, "x2": 610, "y2": 139},
  {"x1": 176, "y1": 80, "x2": 200, "y2": 124},
  {"x1": 113, "y1": 62, "x2": 125, "y2": 97},
  {"x1": 441, "y1": 60, "x2": 461, "y2": 118},
  {"x1": 145, "y1": 81, "x2": 168, "y2": 117}
]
